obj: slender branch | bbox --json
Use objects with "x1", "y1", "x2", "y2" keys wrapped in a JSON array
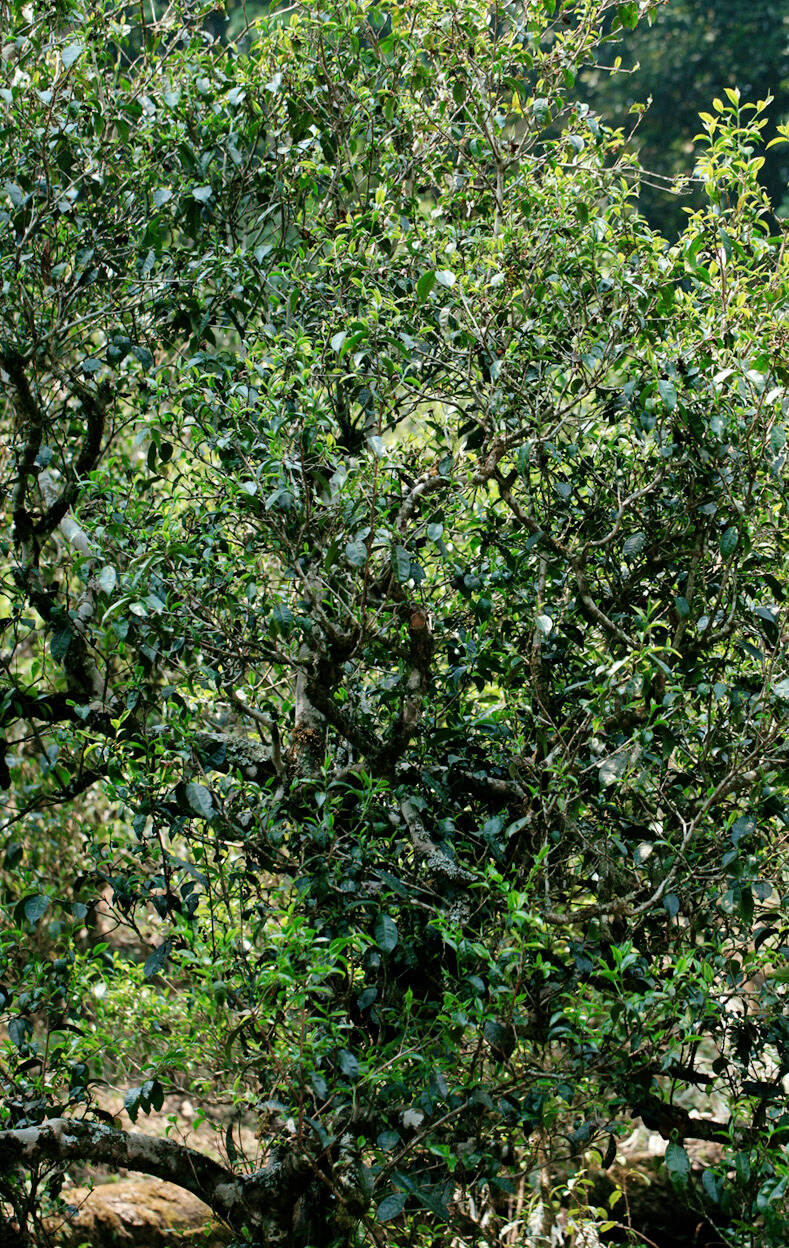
[
  {"x1": 495, "y1": 473, "x2": 634, "y2": 648},
  {"x1": 1, "y1": 689, "x2": 276, "y2": 786},
  {"x1": 384, "y1": 605, "x2": 434, "y2": 760}
]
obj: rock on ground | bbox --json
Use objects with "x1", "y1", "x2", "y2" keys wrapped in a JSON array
[{"x1": 53, "y1": 1178, "x2": 229, "y2": 1247}]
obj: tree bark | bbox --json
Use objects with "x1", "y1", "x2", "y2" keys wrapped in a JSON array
[{"x1": 0, "y1": 1119, "x2": 300, "y2": 1235}]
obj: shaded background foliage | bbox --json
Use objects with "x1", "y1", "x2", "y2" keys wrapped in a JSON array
[{"x1": 581, "y1": 0, "x2": 789, "y2": 232}]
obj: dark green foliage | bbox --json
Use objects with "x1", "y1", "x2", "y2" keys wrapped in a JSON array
[{"x1": 1, "y1": 2, "x2": 789, "y2": 1246}]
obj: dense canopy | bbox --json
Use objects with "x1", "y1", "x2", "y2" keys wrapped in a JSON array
[{"x1": 2, "y1": 2, "x2": 789, "y2": 1245}]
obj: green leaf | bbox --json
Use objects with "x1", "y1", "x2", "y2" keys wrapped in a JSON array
[
  {"x1": 416, "y1": 272, "x2": 436, "y2": 303},
  {"x1": 675, "y1": 595, "x2": 690, "y2": 618},
  {"x1": 23, "y1": 894, "x2": 50, "y2": 926},
  {"x1": 124, "y1": 1086, "x2": 142, "y2": 1123},
  {"x1": 720, "y1": 526, "x2": 739, "y2": 558},
  {"x1": 184, "y1": 782, "x2": 214, "y2": 819},
  {"x1": 375, "y1": 914, "x2": 398, "y2": 953},
  {"x1": 392, "y1": 544, "x2": 411, "y2": 582},
  {"x1": 5, "y1": 181, "x2": 26, "y2": 208},
  {"x1": 131, "y1": 345, "x2": 154, "y2": 371},
  {"x1": 429, "y1": 1068, "x2": 448, "y2": 1099},
  {"x1": 272, "y1": 602, "x2": 293, "y2": 628},
  {"x1": 622, "y1": 532, "x2": 646, "y2": 560},
  {"x1": 193, "y1": 185, "x2": 213, "y2": 203},
  {"x1": 412, "y1": 1182, "x2": 451, "y2": 1221},
  {"x1": 616, "y1": 2, "x2": 639, "y2": 29},
  {"x1": 377, "y1": 1193, "x2": 407, "y2": 1222},
  {"x1": 346, "y1": 539, "x2": 368, "y2": 567},
  {"x1": 338, "y1": 1049, "x2": 360, "y2": 1079},
  {"x1": 731, "y1": 816, "x2": 755, "y2": 845},
  {"x1": 50, "y1": 627, "x2": 72, "y2": 662},
  {"x1": 97, "y1": 566, "x2": 117, "y2": 595},
  {"x1": 483, "y1": 1019, "x2": 512, "y2": 1055},
  {"x1": 143, "y1": 939, "x2": 172, "y2": 981},
  {"x1": 141, "y1": 1077, "x2": 165, "y2": 1112},
  {"x1": 435, "y1": 269, "x2": 456, "y2": 288},
  {"x1": 665, "y1": 1140, "x2": 691, "y2": 1186},
  {"x1": 331, "y1": 330, "x2": 347, "y2": 353},
  {"x1": 62, "y1": 43, "x2": 84, "y2": 69},
  {"x1": 657, "y1": 379, "x2": 677, "y2": 411},
  {"x1": 754, "y1": 606, "x2": 777, "y2": 629},
  {"x1": 153, "y1": 187, "x2": 172, "y2": 208},
  {"x1": 8, "y1": 1018, "x2": 28, "y2": 1050},
  {"x1": 737, "y1": 884, "x2": 753, "y2": 925},
  {"x1": 702, "y1": 1168, "x2": 721, "y2": 1203}
]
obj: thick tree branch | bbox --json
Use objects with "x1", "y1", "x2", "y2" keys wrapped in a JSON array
[
  {"x1": 305, "y1": 682, "x2": 377, "y2": 762},
  {"x1": 383, "y1": 604, "x2": 434, "y2": 761},
  {"x1": 2, "y1": 357, "x2": 106, "y2": 556},
  {"x1": 194, "y1": 730, "x2": 277, "y2": 785},
  {"x1": 9, "y1": 563, "x2": 105, "y2": 702},
  {"x1": 396, "y1": 472, "x2": 446, "y2": 534},
  {"x1": 0, "y1": 1118, "x2": 302, "y2": 1232},
  {"x1": 37, "y1": 468, "x2": 97, "y2": 556},
  {"x1": 634, "y1": 1092, "x2": 730, "y2": 1146},
  {"x1": 2, "y1": 346, "x2": 45, "y2": 554},
  {"x1": 451, "y1": 768, "x2": 526, "y2": 806},
  {"x1": 35, "y1": 380, "x2": 106, "y2": 539},
  {"x1": 288, "y1": 641, "x2": 332, "y2": 778},
  {"x1": 400, "y1": 797, "x2": 474, "y2": 886}
]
